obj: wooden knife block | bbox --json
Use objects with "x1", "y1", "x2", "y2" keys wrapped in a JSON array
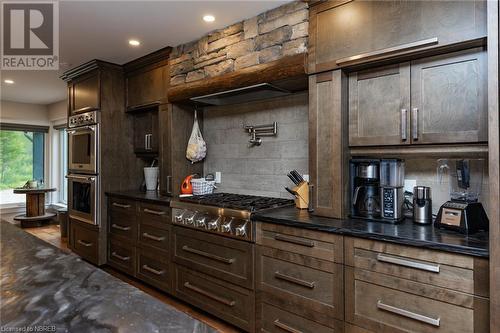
[{"x1": 293, "y1": 182, "x2": 309, "y2": 209}]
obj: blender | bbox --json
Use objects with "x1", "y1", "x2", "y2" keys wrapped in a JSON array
[{"x1": 435, "y1": 159, "x2": 489, "y2": 233}]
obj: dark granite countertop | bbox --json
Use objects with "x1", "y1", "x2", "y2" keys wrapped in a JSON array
[
  {"x1": 0, "y1": 221, "x2": 215, "y2": 333},
  {"x1": 253, "y1": 207, "x2": 489, "y2": 258},
  {"x1": 106, "y1": 190, "x2": 171, "y2": 205}
]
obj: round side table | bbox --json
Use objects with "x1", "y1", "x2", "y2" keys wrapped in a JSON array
[{"x1": 13, "y1": 187, "x2": 57, "y2": 228}]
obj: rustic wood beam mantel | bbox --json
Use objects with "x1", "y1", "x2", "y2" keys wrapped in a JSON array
[{"x1": 167, "y1": 53, "x2": 307, "y2": 103}]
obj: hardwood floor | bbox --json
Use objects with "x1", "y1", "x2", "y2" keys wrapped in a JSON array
[{"x1": 1, "y1": 214, "x2": 241, "y2": 333}]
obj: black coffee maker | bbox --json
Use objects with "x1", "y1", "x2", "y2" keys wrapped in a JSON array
[{"x1": 350, "y1": 159, "x2": 381, "y2": 219}]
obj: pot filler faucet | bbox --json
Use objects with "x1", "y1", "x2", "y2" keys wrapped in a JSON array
[{"x1": 244, "y1": 122, "x2": 277, "y2": 147}]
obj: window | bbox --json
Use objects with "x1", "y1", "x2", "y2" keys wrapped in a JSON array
[
  {"x1": 0, "y1": 124, "x2": 47, "y2": 205},
  {"x1": 58, "y1": 128, "x2": 68, "y2": 204}
]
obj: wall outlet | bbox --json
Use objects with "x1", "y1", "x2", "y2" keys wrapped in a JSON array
[
  {"x1": 215, "y1": 171, "x2": 222, "y2": 184},
  {"x1": 303, "y1": 174, "x2": 310, "y2": 182},
  {"x1": 404, "y1": 179, "x2": 417, "y2": 193}
]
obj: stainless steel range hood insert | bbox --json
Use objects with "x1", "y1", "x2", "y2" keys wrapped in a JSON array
[{"x1": 190, "y1": 83, "x2": 291, "y2": 106}]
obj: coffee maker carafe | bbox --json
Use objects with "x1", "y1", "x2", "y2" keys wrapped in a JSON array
[{"x1": 350, "y1": 160, "x2": 381, "y2": 219}]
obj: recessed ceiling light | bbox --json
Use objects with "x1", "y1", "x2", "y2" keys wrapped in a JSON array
[
  {"x1": 128, "y1": 39, "x2": 140, "y2": 46},
  {"x1": 4, "y1": 79, "x2": 14, "y2": 84},
  {"x1": 203, "y1": 15, "x2": 215, "y2": 23}
]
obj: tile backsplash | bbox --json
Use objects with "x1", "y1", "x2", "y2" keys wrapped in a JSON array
[
  {"x1": 405, "y1": 158, "x2": 490, "y2": 215},
  {"x1": 202, "y1": 92, "x2": 308, "y2": 198}
]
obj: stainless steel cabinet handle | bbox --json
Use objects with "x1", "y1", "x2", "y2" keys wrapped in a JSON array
[
  {"x1": 145, "y1": 134, "x2": 149, "y2": 150},
  {"x1": 336, "y1": 37, "x2": 438, "y2": 65},
  {"x1": 273, "y1": 320, "x2": 303, "y2": 333},
  {"x1": 181, "y1": 245, "x2": 235, "y2": 264},
  {"x1": 166, "y1": 176, "x2": 172, "y2": 195},
  {"x1": 184, "y1": 282, "x2": 236, "y2": 307},
  {"x1": 377, "y1": 253, "x2": 440, "y2": 273},
  {"x1": 401, "y1": 108, "x2": 407, "y2": 141},
  {"x1": 275, "y1": 271, "x2": 315, "y2": 289},
  {"x1": 111, "y1": 223, "x2": 130, "y2": 231},
  {"x1": 112, "y1": 202, "x2": 131, "y2": 209},
  {"x1": 142, "y1": 264, "x2": 164, "y2": 275},
  {"x1": 274, "y1": 234, "x2": 314, "y2": 247},
  {"x1": 412, "y1": 108, "x2": 419, "y2": 140},
  {"x1": 111, "y1": 252, "x2": 130, "y2": 261},
  {"x1": 377, "y1": 300, "x2": 440, "y2": 327},
  {"x1": 77, "y1": 240, "x2": 93, "y2": 247},
  {"x1": 142, "y1": 232, "x2": 165, "y2": 242},
  {"x1": 143, "y1": 208, "x2": 166, "y2": 216}
]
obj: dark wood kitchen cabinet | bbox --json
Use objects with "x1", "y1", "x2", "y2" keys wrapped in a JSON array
[
  {"x1": 309, "y1": 0, "x2": 486, "y2": 73},
  {"x1": 68, "y1": 70, "x2": 100, "y2": 115},
  {"x1": 124, "y1": 47, "x2": 170, "y2": 111},
  {"x1": 69, "y1": 218, "x2": 100, "y2": 263},
  {"x1": 349, "y1": 47, "x2": 488, "y2": 147},
  {"x1": 255, "y1": 222, "x2": 345, "y2": 332},
  {"x1": 132, "y1": 109, "x2": 159, "y2": 155},
  {"x1": 344, "y1": 237, "x2": 490, "y2": 333},
  {"x1": 309, "y1": 70, "x2": 349, "y2": 219},
  {"x1": 349, "y1": 63, "x2": 411, "y2": 146}
]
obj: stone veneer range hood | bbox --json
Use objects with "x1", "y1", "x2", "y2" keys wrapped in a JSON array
[{"x1": 167, "y1": 53, "x2": 308, "y2": 105}]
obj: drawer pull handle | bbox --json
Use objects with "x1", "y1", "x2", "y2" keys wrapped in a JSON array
[
  {"x1": 275, "y1": 271, "x2": 315, "y2": 289},
  {"x1": 142, "y1": 264, "x2": 164, "y2": 275},
  {"x1": 111, "y1": 252, "x2": 130, "y2": 261},
  {"x1": 184, "y1": 282, "x2": 235, "y2": 307},
  {"x1": 144, "y1": 208, "x2": 166, "y2": 216},
  {"x1": 77, "y1": 240, "x2": 93, "y2": 247},
  {"x1": 112, "y1": 203, "x2": 131, "y2": 209},
  {"x1": 143, "y1": 232, "x2": 165, "y2": 242},
  {"x1": 111, "y1": 224, "x2": 130, "y2": 231},
  {"x1": 377, "y1": 253, "x2": 440, "y2": 273},
  {"x1": 377, "y1": 300, "x2": 440, "y2": 327},
  {"x1": 336, "y1": 37, "x2": 439, "y2": 65},
  {"x1": 182, "y1": 245, "x2": 235, "y2": 264},
  {"x1": 274, "y1": 234, "x2": 314, "y2": 247},
  {"x1": 273, "y1": 320, "x2": 303, "y2": 333}
]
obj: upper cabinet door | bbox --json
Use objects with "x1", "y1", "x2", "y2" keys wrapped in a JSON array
[
  {"x1": 126, "y1": 64, "x2": 168, "y2": 110},
  {"x1": 410, "y1": 47, "x2": 488, "y2": 144},
  {"x1": 71, "y1": 70, "x2": 100, "y2": 114},
  {"x1": 349, "y1": 63, "x2": 411, "y2": 147},
  {"x1": 309, "y1": 0, "x2": 486, "y2": 73}
]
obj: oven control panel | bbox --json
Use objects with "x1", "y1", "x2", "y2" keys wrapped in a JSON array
[
  {"x1": 172, "y1": 208, "x2": 252, "y2": 242},
  {"x1": 69, "y1": 111, "x2": 98, "y2": 128}
]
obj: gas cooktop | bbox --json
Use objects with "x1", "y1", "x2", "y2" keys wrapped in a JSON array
[{"x1": 179, "y1": 193, "x2": 294, "y2": 212}]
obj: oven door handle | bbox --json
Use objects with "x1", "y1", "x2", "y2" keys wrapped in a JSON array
[{"x1": 66, "y1": 175, "x2": 95, "y2": 181}]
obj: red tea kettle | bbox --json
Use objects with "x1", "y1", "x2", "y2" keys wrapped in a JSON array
[{"x1": 181, "y1": 174, "x2": 196, "y2": 194}]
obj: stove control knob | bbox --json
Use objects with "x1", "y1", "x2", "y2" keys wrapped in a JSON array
[
  {"x1": 174, "y1": 210, "x2": 186, "y2": 223},
  {"x1": 195, "y1": 217, "x2": 206, "y2": 228},
  {"x1": 208, "y1": 216, "x2": 221, "y2": 230},
  {"x1": 184, "y1": 212, "x2": 197, "y2": 225},
  {"x1": 235, "y1": 222, "x2": 247, "y2": 237},
  {"x1": 222, "y1": 218, "x2": 234, "y2": 233}
]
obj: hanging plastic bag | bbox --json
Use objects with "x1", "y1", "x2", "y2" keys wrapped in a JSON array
[{"x1": 186, "y1": 109, "x2": 207, "y2": 163}]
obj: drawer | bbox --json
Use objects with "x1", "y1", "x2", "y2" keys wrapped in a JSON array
[
  {"x1": 137, "y1": 247, "x2": 170, "y2": 292},
  {"x1": 108, "y1": 240, "x2": 135, "y2": 275},
  {"x1": 173, "y1": 226, "x2": 254, "y2": 289},
  {"x1": 257, "y1": 246, "x2": 343, "y2": 321},
  {"x1": 345, "y1": 237, "x2": 489, "y2": 297},
  {"x1": 138, "y1": 224, "x2": 169, "y2": 251},
  {"x1": 174, "y1": 265, "x2": 254, "y2": 332},
  {"x1": 109, "y1": 210, "x2": 136, "y2": 241},
  {"x1": 345, "y1": 267, "x2": 489, "y2": 333},
  {"x1": 258, "y1": 302, "x2": 338, "y2": 333},
  {"x1": 71, "y1": 220, "x2": 99, "y2": 264},
  {"x1": 256, "y1": 223, "x2": 343, "y2": 263},
  {"x1": 139, "y1": 202, "x2": 170, "y2": 230},
  {"x1": 109, "y1": 197, "x2": 137, "y2": 214}
]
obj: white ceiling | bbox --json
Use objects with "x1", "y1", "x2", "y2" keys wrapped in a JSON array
[{"x1": 0, "y1": 0, "x2": 287, "y2": 105}]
